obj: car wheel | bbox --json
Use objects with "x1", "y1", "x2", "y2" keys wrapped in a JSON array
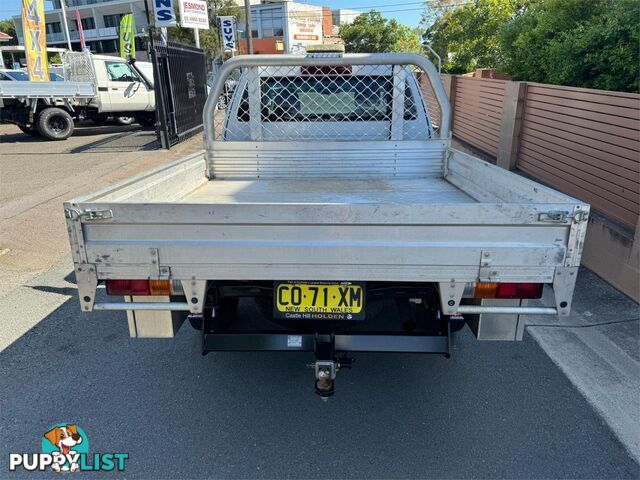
[
  {"x1": 36, "y1": 108, "x2": 74, "y2": 140},
  {"x1": 115, "y1": 115, "x2": 135, "y2": 125}
]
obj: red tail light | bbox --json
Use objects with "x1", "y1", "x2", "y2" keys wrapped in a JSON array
[
  {"x1": 473, "y1": 282, "x2": 543, "y2": 299},
  {"x1": 106, "y1": 279, "x2": 150, "y2": 296}
]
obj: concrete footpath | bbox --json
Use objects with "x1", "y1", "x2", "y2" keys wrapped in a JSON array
[
  {"x1": 528, "y1": 270, "x2": 640, "y2": 463},
  {"x1": 0, "y1": 123, "x2": 203, "y2": 297}
]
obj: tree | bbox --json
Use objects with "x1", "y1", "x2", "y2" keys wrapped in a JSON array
[
  {"x1": 422, "y1": 0, "x2": 639, "y2": 92},
  {"x1": 166, "y1": 0, "x2": 244, "y2": 58},
  {"x1": 421, "y1": 0, "x2": 463, "y2": 29},
  {"x1": 423, "y1": 0, "x2": 521, "y2": 74},
  {"x1": 500, "y1": 0, "x2": 639, "y2": 92},
  {"x1": 0, "y1": 19, "x2": 18, "y2": 45},
  {"x1": 340, "y1": 11, "x2": 421, "y2": 53}
]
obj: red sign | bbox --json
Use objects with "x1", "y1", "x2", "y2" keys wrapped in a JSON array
[{"x1": 293, "y1": 34, "x2": 319, "y2": 41}]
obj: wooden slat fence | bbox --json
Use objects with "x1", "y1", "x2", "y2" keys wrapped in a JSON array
[
  {"x1": 452, "y1": 77, "x2": 507, "y2": 157},
  {"x1": 416, "y1": 71, "x2": 442, "y2": 129},
  {"x1": 442, "y1": 75, "x2": 640, "y2": 229},
  {"x1": 517, "y1": 83, "x2": 640, "y2": 229}
]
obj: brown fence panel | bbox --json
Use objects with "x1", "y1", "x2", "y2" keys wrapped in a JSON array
[
  {"x1": 517, "y1": 83, "x2": 640, "y2": 228},
  {"x1": 452, "y1": 77, "x2": 506, "y2": 157},
  {"x1": 416, "y1": 71, "x2": 442, "y2": 129}
]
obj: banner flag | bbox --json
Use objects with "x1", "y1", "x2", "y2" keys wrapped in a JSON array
[
  {"x1": 119, "y1": 13, "x2": 135, "y2": 58},
  {"x1": 76, "y1": 8, "x2": 86, "y2": 50},
  {"x1": 21, "y1": 0, "x2": 49, "y2": 81}
]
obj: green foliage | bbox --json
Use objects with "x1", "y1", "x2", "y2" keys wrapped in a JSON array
[
  {"x1": 0, "y1": 18, "x2": 18, "y2": 45},
  {"x1": 500, "y1": 0, "x2": 640, "y2": 92},
  {"x1": 423, "y1": 0, "x2": 521, "y2": 74},
  {"x1": 423, "y1": 0, "x2": 640, "y2": 92},
  {"x1": 166, "y1": 0, "x2": 244, "y2": 58},
  {"x1": 340, "y1": 11, "x2": 421, "y2": 53}
]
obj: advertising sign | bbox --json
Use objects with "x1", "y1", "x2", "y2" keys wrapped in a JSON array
[
  {"x1": 286, "y1": 3, "x2": 323, "y2": 54},
  {"x1": 119, "y1": 13, "x2": 135, "y2": 58},
  {"x1": 21, "y1": 0, "x2": 49, "y2": 81},
  {"x1": 179, "y1": 0, "x2": 209, "y2": 30},
  {"x1": 218, "y1": 16, "x2": 236, "y2": 51},
  {"x1": 153, "y1": 0, "x2": 177, "y2": 27}
]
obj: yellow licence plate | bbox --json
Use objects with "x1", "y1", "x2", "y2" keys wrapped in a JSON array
[{"x1": 273, "y1": 281, "x2": 365, "y2": 320}]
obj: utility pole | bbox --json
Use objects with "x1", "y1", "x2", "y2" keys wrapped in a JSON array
[
  {"x1": 142, "y1": 0, "x2": 154, "y2": 58},
  {"x1": 59, "y1": 0, "x2": 72, "y2": 50},
  {"x1": 244, "y1": 0, "x2": 253, "y2": 54}
]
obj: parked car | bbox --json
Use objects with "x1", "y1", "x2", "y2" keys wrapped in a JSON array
[
  {"x1": 0, "y1": 69, "x2": 29, "y2": 81},
  {"x1": 64, "y1": 53, "x2": 589, "y2": 397}
]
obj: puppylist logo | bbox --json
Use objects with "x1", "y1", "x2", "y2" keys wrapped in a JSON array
[{"x1": 9, "y1": 423, "x2": 129, "y2": 473}]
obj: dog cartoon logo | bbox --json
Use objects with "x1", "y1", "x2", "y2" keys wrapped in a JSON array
[
  {"x1": 9, "y1": 423, "x2": 128, "y2": 472},
  {"x1": 42, "y1": 424, "x2": 87, "y2": 472}
]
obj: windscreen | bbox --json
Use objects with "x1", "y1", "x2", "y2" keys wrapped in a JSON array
[
  {"x1": 261, "y1": 76, "x2": 392, "y2": 122},
  {"x1": 5, "y1": 71, "x2": 29, "y2": 81},
  {"x1": 214, "y1": 63, "x2": 432, "y2": 141}
]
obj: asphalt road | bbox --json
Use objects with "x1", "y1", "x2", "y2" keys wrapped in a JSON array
[
  {"x1": 0, "y1": 124, "x2": 638, "y2": 479},
  {"x1": 0, "y1": 271, "x2": 638, "y2": 479}
]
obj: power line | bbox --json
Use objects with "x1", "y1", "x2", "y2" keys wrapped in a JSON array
[
  {"x1": 1, "y1": 1, "x2": 456, "y2": 26},
  {"x1": 236, "y1": 6, "x2": 430, "y2": 23}
]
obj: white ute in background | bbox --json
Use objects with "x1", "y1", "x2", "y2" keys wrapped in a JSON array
[{"x1": 0, "y1": 51, "x2": 156, "y2": 140}]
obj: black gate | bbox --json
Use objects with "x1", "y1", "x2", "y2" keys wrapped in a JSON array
[{"x1": 150, "y1": 40, "x2": 208, "y2": 148}]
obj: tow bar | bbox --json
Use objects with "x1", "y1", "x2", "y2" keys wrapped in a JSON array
[
  {"x1": 309, "y1": 334, "x2": 354, "y2": 400},
  {"x1": 201, "y1": 318, "x2": 452, "y2": 399}
]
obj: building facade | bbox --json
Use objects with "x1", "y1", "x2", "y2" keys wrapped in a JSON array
[
  {"x1": 238, "y1": 0, "x2": 353, "y2": 54},
  {"x1": 331, "y1": 8, "x2": 362, "y2": 28},
  {"x1": 10, "y1": 0, "x2": 362, "y2": 59},
  {"x1": 12, "y1": 0, "x2": 148, "y2": 57}
]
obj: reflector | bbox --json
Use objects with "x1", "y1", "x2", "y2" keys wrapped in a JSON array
[
  {"x1": 474, "y1": 282, "x2": 543, "y2": 299},
  {"x1": 106, "y1": 279, "x2": 150, "y2": 296}
]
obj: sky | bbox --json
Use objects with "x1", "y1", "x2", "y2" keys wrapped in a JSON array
[{"x1": 0, "y1": 0, "x2": 425, "y2": 27}]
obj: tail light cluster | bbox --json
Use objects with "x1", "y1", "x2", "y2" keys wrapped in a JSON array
[
  {"x1": 105, "y1": 279, "x2": 543, "y2": 300},
  {"x1": 473, "y1": 282, "x2": 543, "y2": 299},
  {"x1": 106, "y1": 279, "x2": 175, "y2": 296}
]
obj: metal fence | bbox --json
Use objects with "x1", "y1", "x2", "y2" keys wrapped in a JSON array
[{"x1": 150, "y1": 40, "x2": 208, "y2": 148}]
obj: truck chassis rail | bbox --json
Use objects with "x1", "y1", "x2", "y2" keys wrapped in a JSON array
[{"x1": 201, "y1": 332, "x2": 450, "y2": 355}]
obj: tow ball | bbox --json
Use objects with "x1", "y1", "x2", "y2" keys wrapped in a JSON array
[{"x1": 308, "y1": 334, "x2": 354, "y2": 400}]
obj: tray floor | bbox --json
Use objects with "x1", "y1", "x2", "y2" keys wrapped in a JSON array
[{"x1": 180, "y1": 178, "x2": 477, "y2": 205}]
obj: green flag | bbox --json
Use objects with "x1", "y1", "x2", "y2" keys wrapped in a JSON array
[{"x1": 119, "y1": 13, "x2": 135, "y2": 58}]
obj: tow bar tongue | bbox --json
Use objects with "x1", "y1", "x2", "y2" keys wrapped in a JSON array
[{"x1": 309, "y1": 333, "x2": 354, "y2": 400}]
